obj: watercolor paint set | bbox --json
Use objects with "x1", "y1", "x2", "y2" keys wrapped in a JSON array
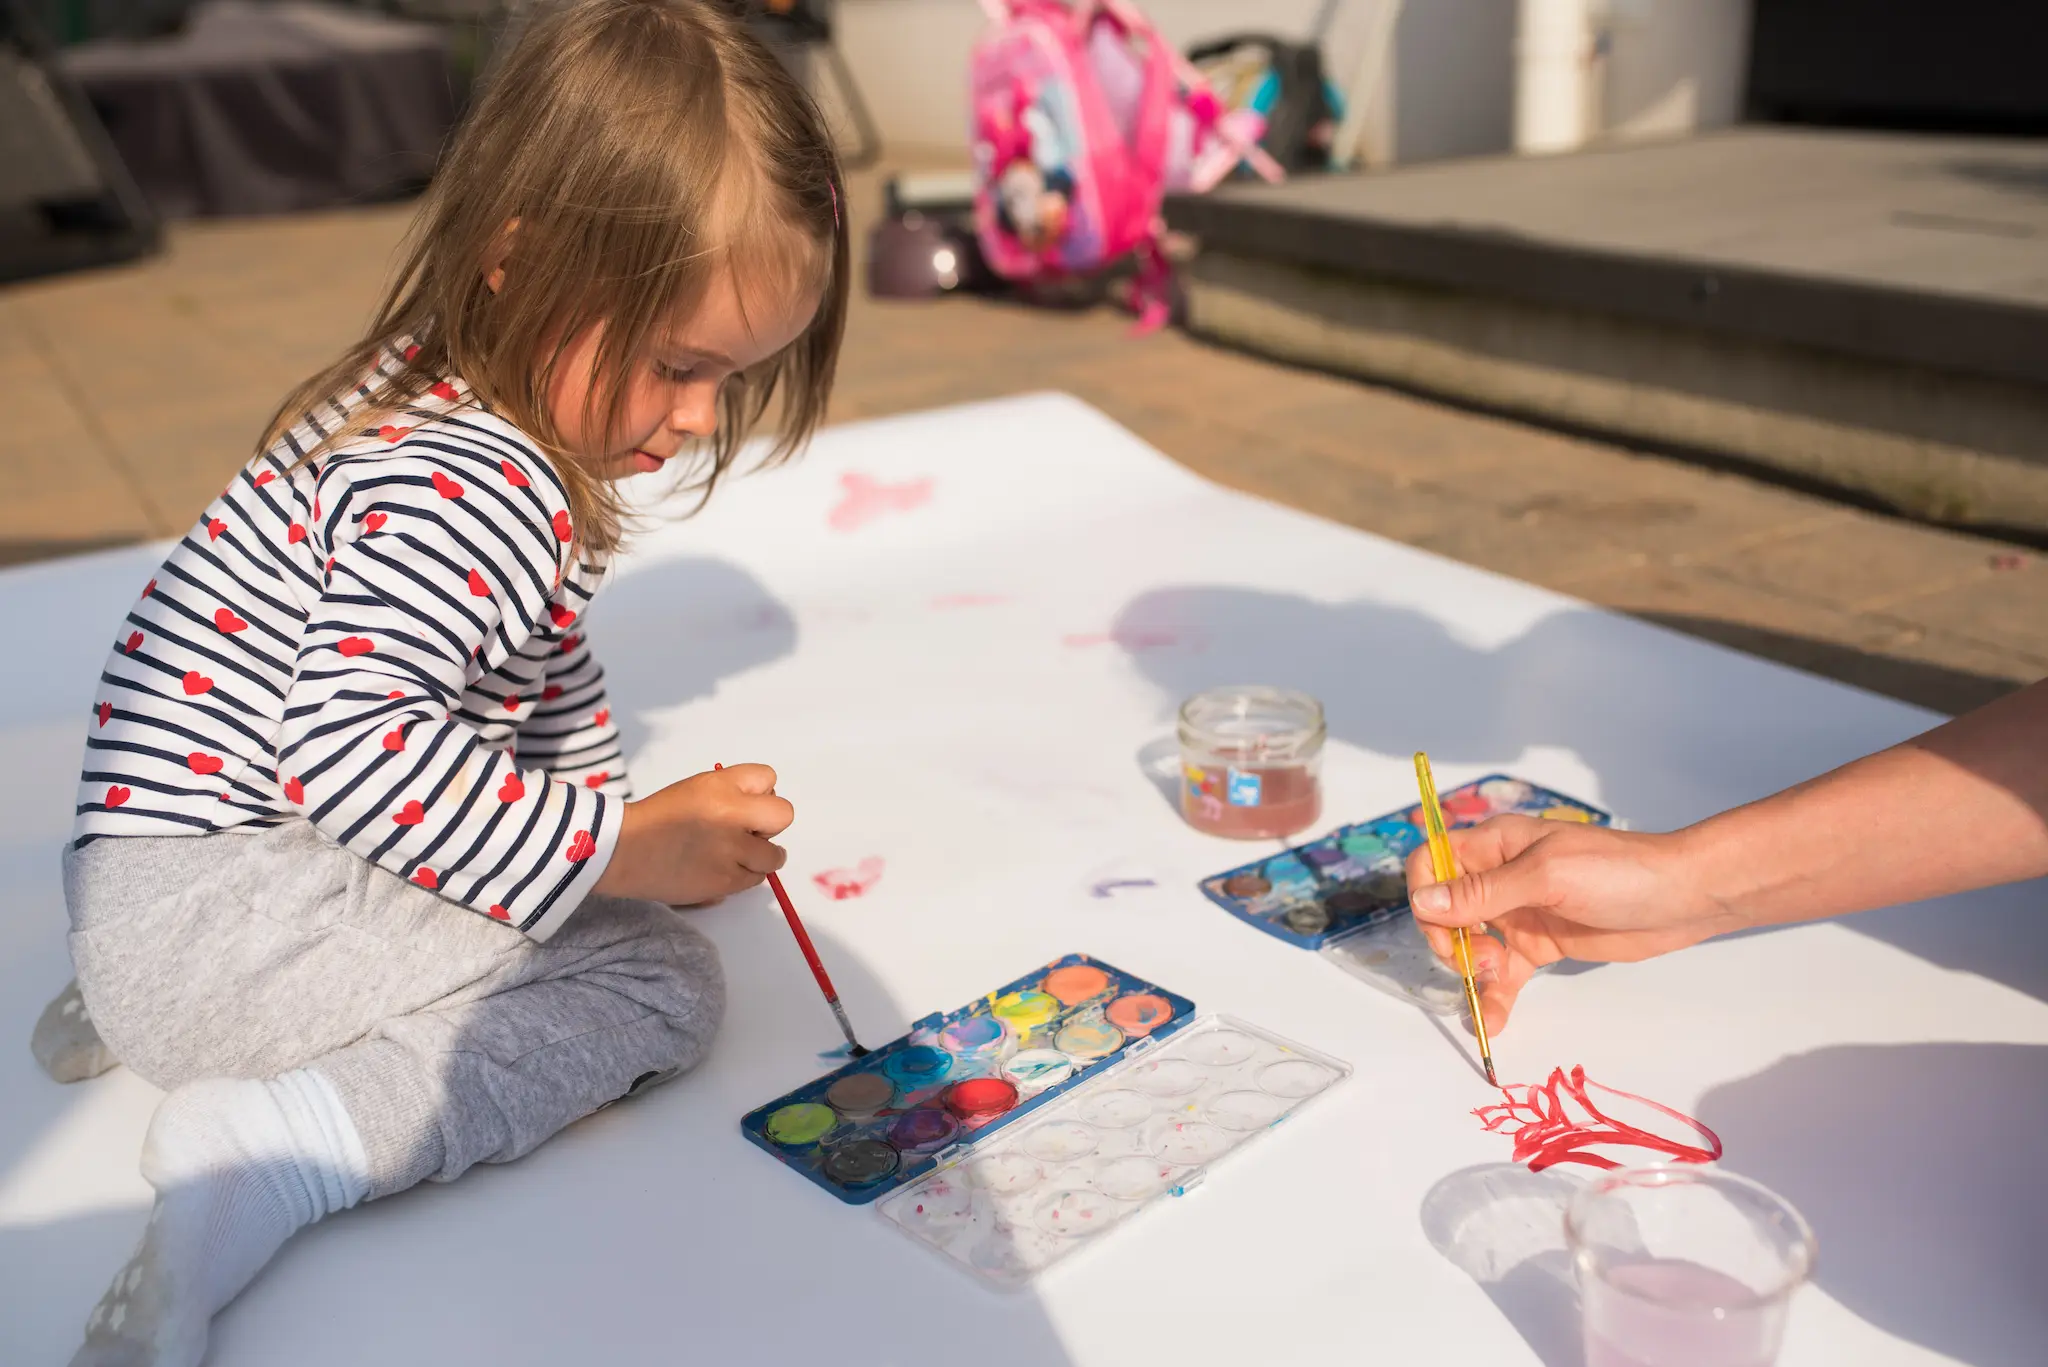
[
  {"x1": 742, "y1": 954, "x2": 1196, "y2": 1206},
  {"x1": 1197, "y1": 774, "x2": 1614, "y2": 1012},
  {"x1": 877, "y1": 1015, "x2": 1349, "y2": 1286}
]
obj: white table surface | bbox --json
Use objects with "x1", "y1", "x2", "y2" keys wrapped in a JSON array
[{"x1": 1, "y1": 393, "x2": 2041, "y2": 1366}]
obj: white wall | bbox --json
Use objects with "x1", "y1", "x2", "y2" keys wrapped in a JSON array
[{"x1": 830, "y1": 0, "x2": 1746, "y2": 168}]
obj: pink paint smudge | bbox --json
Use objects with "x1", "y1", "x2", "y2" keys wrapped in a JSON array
[
  {"x1": 931, "y1": 593, "x2": 1009, "y2": 609},
  {"x1": 813, "y1": 856, "x2": 885, "y2": 900},
  {"x1": 828, "y1": 473, "x2": 933, "y2": 531},
  {"x1": 1476, "y1": 1065, "x2": 1723, "y2": 1172}
]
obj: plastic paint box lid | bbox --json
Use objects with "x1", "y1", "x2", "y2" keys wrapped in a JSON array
[{"x1": 876, "y1": 1014, "x2": 1352, "y2": 1288}]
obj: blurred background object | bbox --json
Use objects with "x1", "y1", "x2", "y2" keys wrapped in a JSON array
[
  {"x1": 58, "y1": 0, "x2": 456, "y2": 219},
  {"x1": 0, "y1": 0, "x2": 157, "y2": 283}
]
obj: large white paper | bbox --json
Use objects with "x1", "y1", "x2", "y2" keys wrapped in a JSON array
[{"x1": 1, "y1": 394, "x2": 2041, "y2": 1366}]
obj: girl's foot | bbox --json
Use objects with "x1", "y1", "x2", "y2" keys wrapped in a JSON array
[
  {"x1": 73, "y1": 1072, "x2": 369, "y2": 1367},
  {"x1": 32, "y1": 981, "x2": 118, "y2": 1083}
]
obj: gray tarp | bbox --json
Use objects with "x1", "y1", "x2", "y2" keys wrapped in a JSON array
[{"x1": 62, "y1": 1, "x2": 453, "y2": 218}]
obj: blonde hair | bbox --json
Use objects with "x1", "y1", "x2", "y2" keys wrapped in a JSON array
[{"x1": 262, "y1": 0, "x2": 849, "y2": 555}]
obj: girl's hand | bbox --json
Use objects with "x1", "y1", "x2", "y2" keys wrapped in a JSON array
[
  {"x1": 1403, "y1": 815, "x2": 1732, "y2": 1035},
  {"x1": 594, "y1": 764, "x2": 792, "y2": 906}
]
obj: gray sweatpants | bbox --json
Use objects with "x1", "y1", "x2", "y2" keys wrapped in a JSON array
[{"x1": 65, "y1": 819, "x2": 725, "y2": 1199}]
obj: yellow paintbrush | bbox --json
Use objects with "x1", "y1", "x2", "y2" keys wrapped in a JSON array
[{"x1": 1414, "y1": 751, "x2": 1497, "y2": 1087}]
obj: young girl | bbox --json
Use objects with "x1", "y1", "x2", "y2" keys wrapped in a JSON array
[{"x1": 33, "y1": 2, "x2": 848, "y2": 1362}]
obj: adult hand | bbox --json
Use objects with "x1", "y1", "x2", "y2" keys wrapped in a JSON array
[
  {"x1": 1403, "y1": 815, "x2": 1733, "y2": 1034},
  {"x1": 594, "y1": 763, "x2": 792, "y2": 906}
]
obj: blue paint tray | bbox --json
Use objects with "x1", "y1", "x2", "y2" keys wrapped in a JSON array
[
  {"x1": 740, "y1": 953, "x2": 1195, "y2": 1205},
  {"x1": 1197, "y1": 774, "x2": 1614, "y2": 951}
]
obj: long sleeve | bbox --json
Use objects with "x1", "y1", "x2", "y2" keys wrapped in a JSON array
[
  {"x1": 276, "y1": 443, "x2": 617, "y2": 939},
  {"x1": 513, "y1": 625, "x2": 634, "y2": 799}
]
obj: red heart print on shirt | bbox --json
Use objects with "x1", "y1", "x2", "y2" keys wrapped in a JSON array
[
  {"x1": 592, "y1": 708, "x2": 610, "y2": 726},
  {"x1": 387, "y1": 690, "x2": 405, "y2": 699},
  {"x1": 393, "y1": 800, "x2": 425, "y2": 826},
  {"x1": 432, "y1": 381, "x2": 459, "y2": 402},
  {"x1": 548, "y1": 605, "x2": 577, "y2": 629},
  {"x1": 122, "y1": 631, "x2": 143, "y2": 653},
  {"x1": 432, "y1": 472, "x2": 465, "y2": 500},
  {"x1": 338, "y1": 637, "x2": 374, "y2": 657},
  {"x1": 182, "y1": 670, "x2": 213, "y2": 694},
  {"x1": 504, "y1": 695, "x2": 522, "y2": 714},
  {"x1": 96, "y1": 701, "x2": 111, "y2": 726},
  {"x1": 552, "y1": 511, "x2": 572, "y2": 542},
  {"x1": 105, "y1": 785, "x2": 130, "y2": 808},
  {"x1": 467, "y1": 569, "x2": 490, "y2": 597},
  {"x1": 404, "y1": 343, "x2": 421, "y2": 361},
  {"x1": 143, "y1": 578, "x2": 156, "y2": 598},
  {"x1": 187, "y1": 753, "x2": 224, "y2": 776},
  {"x1": 363, "y1": 511, "x2": 388, "y2": 533},
  {"x1": 412, "y1": 867, "x2": 439, "y2": 889},
  {"x1": 206, "y1": 518, "x2": 227, "y2": 540},
  {"x1": 214, "y1": 607, "x2": 248, "y2": 634},
  {"x1": 497, "y1": 772, "x2": 525, "y2": 802},
  {"x1": 487, "y1": 904, "x2": 510, "y2": 921},
  {"x1": 501, "y1": 460, "x2": 529, "y2": 488},
  {"x1": 382, "y1": 727, "x2": 406, "y2": 751},
  {"x1": 379, "y1": 425, "x2": 412, "y2": 443},
  {"x1": 287, "y1": 523, "x2": 307, "y2": 545},
  {"x1": 558, "y1": 634, "x2": 581, "y2": 654},
  {"x1": 583, "y1": 772, "x2": 608, "y2": 789},
  {"x1": 566, "y1": 830, "x2": 596, "y2": 863},
  {"x1": 284, "y1": 776, "x2": 304, "y2": 804},
  {"x1": 254, "y1": 470, "x2": 275, "y2": 488},
  {"x1": 541, "y1": 685, "x2": 563, "y2": 702}
]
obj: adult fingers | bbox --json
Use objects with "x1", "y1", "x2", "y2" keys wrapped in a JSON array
[{"x1": 1411, "y1": 826, "x2": 1552, "y2": 931}]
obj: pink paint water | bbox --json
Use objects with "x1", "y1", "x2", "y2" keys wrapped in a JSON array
[
  {"x1": 1181, "y1": 763, "x2": 1320, "y2": 839},
  {"x1": 1584, "y1": 1259, "x2": 1781, "y2": 1367},
  {"x1": 827, "y1": 473, "x2": 932, "y2": 531}
]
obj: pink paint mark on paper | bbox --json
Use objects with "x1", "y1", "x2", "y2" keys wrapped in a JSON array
[
  {"x1": 932, "y1": 593, "x2": 1009, "y2": 609},
  {"x1": 828, "y1": 473, "x2": 933, "y2": 531},
  {"x1": 1476, "y1": 1065, "x2": 1723, "y2": 1172},
  {"x1": 813, "y1": 856, "x2": 885, "y2": 900}
]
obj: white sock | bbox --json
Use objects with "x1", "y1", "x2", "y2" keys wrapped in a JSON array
[{"x1": 73, "y1": 1070, "x2": 371, "y2": 1367}]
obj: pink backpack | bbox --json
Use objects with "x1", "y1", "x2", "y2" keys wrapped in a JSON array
[{"x1": 971, "y1": 0, "x2": 1281, "y2": 331}]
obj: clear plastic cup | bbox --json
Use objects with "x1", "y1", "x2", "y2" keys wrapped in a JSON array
[
  {"x1": 1176, "y1": 687, "x2": 1324, "y2": 839},
  {"x1": 1567, "y1": 1166, "x2": 1817, "y2": 1367}
]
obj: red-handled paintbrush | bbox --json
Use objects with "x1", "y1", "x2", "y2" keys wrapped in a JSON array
[{"x1": 716, "y1": 763, "x2": 868, "y2": 1057}]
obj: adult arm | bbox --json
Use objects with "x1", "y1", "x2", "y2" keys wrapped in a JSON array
[{"x1": 1406, "y1": 677, "x2": 2048, "y2": 1032}]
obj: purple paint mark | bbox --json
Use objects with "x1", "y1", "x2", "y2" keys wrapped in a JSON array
[
  {"x1": 1090, "y1": 878, "x2": 1159, "y2": 898},
  {"x1": 828, "y1": 473, "x2": 933, "y2": 531},
  {"x1": 1062, "y1": 624, "x2": 1206, "y2": 652}
]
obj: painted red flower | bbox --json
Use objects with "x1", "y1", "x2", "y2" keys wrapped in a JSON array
[{"x1": 1474, "y1": 1065, "x2": 1722, "y2": 1172}]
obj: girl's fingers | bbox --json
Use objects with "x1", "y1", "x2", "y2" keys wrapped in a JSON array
[{"x1": 736, "y1": 836, "x2": 787, "y2": 876}]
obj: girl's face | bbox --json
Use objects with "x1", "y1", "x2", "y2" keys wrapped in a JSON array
[{"x1": 548, "y1": 263, "x2": 821, "y2": 482}]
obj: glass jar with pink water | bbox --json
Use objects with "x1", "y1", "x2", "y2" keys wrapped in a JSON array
[
  {"x1": 1176, "y1": 687, "x2": 1325, "y2": 839},
  {"x1": 1568, "y1": 1166, "x2": 1817, "y2": 1367}
]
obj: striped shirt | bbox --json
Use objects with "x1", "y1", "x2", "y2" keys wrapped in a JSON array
[{"x1": 71, "y1": 351, "x2": 628, "y2": 940}]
